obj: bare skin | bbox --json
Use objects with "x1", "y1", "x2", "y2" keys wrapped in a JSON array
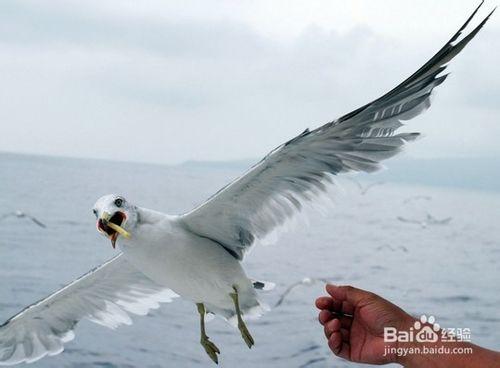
[{"x1": 316, "y1": 284, "x2": 500, "y2": 367}]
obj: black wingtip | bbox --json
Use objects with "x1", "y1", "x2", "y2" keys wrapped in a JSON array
[
  {"x1": 449, "y1": 0, "x2": 487, "y2": 44},
  {"x1": 439, "y1": 2, "x2": 495, "y2": 65},
  {"x1": 464, "y1": 0, "x2": 485, "y2": 28},
  {"x1": 469, "y1": 2, "x2": 495, "y2": 32},
  {"x1": 486, "y1": 6, "x2": 497, "y2": 19}
]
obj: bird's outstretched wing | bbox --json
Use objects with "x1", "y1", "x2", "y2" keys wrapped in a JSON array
[
  {"x1": 360, "y1": 181, "x2": 385, "y2": 195},
  {"x1": 274, "y1": 277, "x2": 332, "y2": 308},
  {"x1": 180, "y1": 3, "x2": 493, "y2": 260},
  {"x1": 26, "y1": 215, "x2": 46, "y2": 228},
  {"x1": 403, "y1": 195, "x2": 433, "y2": 204},
  {"x1": 426, "y1": 213, "x2": 452, "y2": 225},
  {"x1": 397, "y1": 216, "x2": 423, "y2": 225},
  {"x1": 0, "y1": 212, "x2": 46, "y2": 228},
  {"x1": 0, "y1": 254, "x2": 177, "y2": 366}
]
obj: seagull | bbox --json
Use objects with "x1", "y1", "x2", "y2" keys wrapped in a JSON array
[
  {"x1": 425, "y1": 213, "x2": 452, "y2": 226},
  {"x1": 397, "y1": 213, "x2": 452, "y2": 228},
  {"x1": 375, "y1": 244, "x2": 409, "y2": 253},
  {"x1": 402, "y1": 195, "x2": 433, "y2": 205},
  {"x1": 0, "y1": 3, "x2": 494, "y2": 366},
  {"x1": 0, "y1": 211, "x2": 46, "y2": 228},
  {"x1": 274, "y1": 277, "x2": 333, "y2": 308},
  {"x1": 348, "y1": 179, "x2": 386, "y2": 195}
]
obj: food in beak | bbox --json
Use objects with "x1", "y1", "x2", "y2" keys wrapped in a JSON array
[
  {"x1": 106, "y1": 221, "x2": 131, "y2": 239},
  {"x1": 97, "y1": 211, "x2": 131, "y2": 248}
]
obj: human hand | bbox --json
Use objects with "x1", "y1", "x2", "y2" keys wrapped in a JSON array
[{"x1": 315, "y1": 284, "x2": 414, "y2": 365}]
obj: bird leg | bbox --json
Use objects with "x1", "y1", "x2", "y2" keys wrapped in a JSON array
[
  {"x1": 230, "y1": 286, "x2": 254, "y2": 349},
  {"x1": 196, "y1": 303, "x2": 220, "y2": 364}
]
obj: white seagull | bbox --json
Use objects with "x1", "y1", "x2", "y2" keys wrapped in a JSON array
[
  {"x1": 0, "y1": 211, "x2": 46, "y2": 228},
  {"x1": 0, "y1": 3, "x2": 494, "y2": 365},
  {"x1": 274, "y1": 277, "x2": 333, "y2": 308},
  {"x1": 397, "y1": 213, "x2": 452, "y2": 228},
  {"x1": 348, "y1": 179, "x2": 386, "y2": 195}
]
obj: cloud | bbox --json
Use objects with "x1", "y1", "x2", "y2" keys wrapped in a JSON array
[{"x1": 0, "y1": 0, "x2": 498, "y2": 163}]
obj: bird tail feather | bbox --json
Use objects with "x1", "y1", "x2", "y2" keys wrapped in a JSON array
[{"x1": 252, "y1": 279, "x2": 276, "y2": 291}]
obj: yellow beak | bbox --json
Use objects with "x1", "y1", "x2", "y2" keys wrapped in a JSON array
[{"x1": 100, "y1": 211, "x2": 132, "y2": 239}]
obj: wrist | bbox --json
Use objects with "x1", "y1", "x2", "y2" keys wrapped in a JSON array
[
  {"x1": 392, "y1": 317, "x2": 449, "y2": 367},
  {"x1": 395, "y1": 341, "x2": 434, "y2": 367},
  {"x1": 394, "y1": 326, "x2": 482, "y2": 368}
]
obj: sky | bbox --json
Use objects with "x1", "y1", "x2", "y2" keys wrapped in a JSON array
[{"x1": 0, "y1": 0, "x2": 498, "y2": 164}]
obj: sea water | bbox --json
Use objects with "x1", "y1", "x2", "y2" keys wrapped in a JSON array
[{"x1": 0, "y1": 153, "x2": 498, "y2": 367}]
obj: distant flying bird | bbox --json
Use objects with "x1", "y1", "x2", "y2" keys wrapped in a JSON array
[
  {"x1": 274, "y1": 277, "x2": 332, "y2": 308},
  {"x1": 376, "y1": 244, "x2": 409, "y2": 253},
  {"x1": 348, "y1": 179, "x2": 386, "y2": 195},
  {"x1": 0, "y1": 4, "x2": 493, "y2": 366},
  {"x1": 397, "y1": 216, "x2": 427, "y2": 227},
  {"x1": 0, "y1": 211, "x2": 46, "y2": 228},
  {"x1": 397, "y1": 213, "x2": 452, "y2": 228},
  {"x1": 402, "y1": 195, "x2": 433, "y2": 205}
]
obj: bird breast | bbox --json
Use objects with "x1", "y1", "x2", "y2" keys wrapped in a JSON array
[{"x1": 118, "y1": 218, "x2": 251, "y2": 307}]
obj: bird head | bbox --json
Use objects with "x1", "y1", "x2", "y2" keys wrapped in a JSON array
[{"x1": 92, "y1": 194, "x2": 137, "y2": 248}]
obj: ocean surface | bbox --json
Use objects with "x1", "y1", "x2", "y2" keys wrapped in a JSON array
[{"x1": 0, "y1": 152, "x2": 499, "y2": 367}]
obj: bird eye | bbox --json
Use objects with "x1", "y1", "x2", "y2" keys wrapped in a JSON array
[
  {"x1": 93, "y1": 209, "x2": 98, "y2": 217},
  {"x1": 114, "y1": 198, "x2": 123, "y2": 207}
]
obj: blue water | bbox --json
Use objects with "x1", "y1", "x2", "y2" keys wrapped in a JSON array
[{"x1": 0, "y1": 152, "x2": 499, "y2": 367}]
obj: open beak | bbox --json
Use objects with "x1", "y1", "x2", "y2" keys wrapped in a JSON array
[{"x1": 97, "y1": 211, "x2": 131, "y2": 248}]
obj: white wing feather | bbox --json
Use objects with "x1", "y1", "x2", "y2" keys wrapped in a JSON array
[
  {"x1": 0, "y1": 254, "x2": 177, "y2": 366},
  {"x1": 180, "y1": 4, "x2": 493, "y2": 260}
]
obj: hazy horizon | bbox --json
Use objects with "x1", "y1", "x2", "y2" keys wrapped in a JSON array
[
  {"x1": 2, "y1": 148, "x2": 500, "y2": 166},
  {"x1": 2, "y1": 150, "x2": 499, "y2": 193}
]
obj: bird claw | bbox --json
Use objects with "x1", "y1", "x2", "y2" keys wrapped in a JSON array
[
  {"x1": 238, "y1": 322, "x2": 254, "y2": 349},
  {"x1": 230, "y1": 288, "x2": 255, "y2": 349},
  {"x1": 201, "y1": 336, "x2": 220, "y2": 364}
]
